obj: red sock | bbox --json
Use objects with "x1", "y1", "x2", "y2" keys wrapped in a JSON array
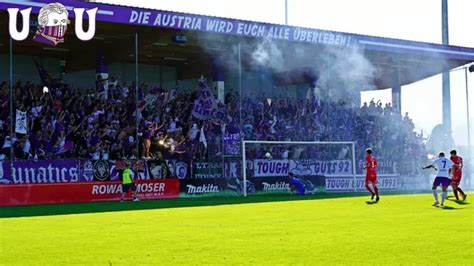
[
  {"x1": 373, "y1": 186, "x2": 379, "y2": 197},
  {"x1": 457, "y1": 187, "x2": 465, "y2": 196},
  {"x1": 453, "y1": 189, "x2": 459, "y2": 200},
  {"x1": 366, "y1": 185, "x2": 374, "y2": 195}
]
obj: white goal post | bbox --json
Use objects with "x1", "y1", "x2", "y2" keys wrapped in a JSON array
[{"x1": 242, "y1": 140, "x2": 357, "y2": 197}]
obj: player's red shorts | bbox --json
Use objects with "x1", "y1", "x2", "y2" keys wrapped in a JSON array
[
  {"x1": 451, "y1": 175, "x2": 462, "y2": 186},
  {"x1": 365, "y1": 173, "x2": 378, "y2": 185}
]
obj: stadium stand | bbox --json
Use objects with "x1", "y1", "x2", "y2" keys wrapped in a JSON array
[{"x1": 0, "y1": 78, "x2": 426, "y2": 175}]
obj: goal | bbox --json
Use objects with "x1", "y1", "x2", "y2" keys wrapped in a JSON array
[{"x1": 241, "y1": 140, "x2": 357, "y2": 196}]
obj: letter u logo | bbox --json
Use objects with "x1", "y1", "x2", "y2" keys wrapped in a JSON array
[
  {"x1": 8, "y1": 8, "x2": 32, "y2": 41},
  {"x1": 74, "y1": 7, "x2": 98, "y2": 41}
]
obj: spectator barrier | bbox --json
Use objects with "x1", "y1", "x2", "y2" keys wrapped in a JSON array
[{"x1": 0, "y1": 159, "x2": 402, "y2": 205}]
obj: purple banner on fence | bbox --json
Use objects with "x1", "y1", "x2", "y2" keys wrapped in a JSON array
[
  {"x1": 1, "y1": 160, "x2": 82, "y2": 184},
  {"x1": 0, "y1": 161, "x2": 12, "y2": 184},
  {"x1": 223, "y1": 133, "x2": 241, "y2": 155},
  {"x1": 224, "y1": 160, "x2": 241, "y2": 178}
]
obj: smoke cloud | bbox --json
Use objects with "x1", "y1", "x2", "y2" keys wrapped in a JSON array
[
  {"x1": 195, "y1": 32, "x2": 381, "y2": 102},
  {"x1": 244, "y1": 37, "x2": 379, "y2": 100}
]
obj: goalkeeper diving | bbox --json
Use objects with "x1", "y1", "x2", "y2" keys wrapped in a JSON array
[{"x1": 288, "y1": 172, "x2": 315, "y2": 195}]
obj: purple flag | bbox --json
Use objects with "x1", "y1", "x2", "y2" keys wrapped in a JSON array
[{"x1": 192, "y1": 78, "x2": 217, "y2": 120}]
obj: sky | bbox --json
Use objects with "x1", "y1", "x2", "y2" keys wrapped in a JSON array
[{"x1": 96, "y1": 0, "x2": 474, "y2": 146}]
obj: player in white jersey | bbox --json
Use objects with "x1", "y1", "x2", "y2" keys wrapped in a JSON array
[{"x1": 422, "y1": 152, "x2": 454, "y2": 206}]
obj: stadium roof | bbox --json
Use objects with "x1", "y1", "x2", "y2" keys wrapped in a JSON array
[{"x1": 1, "y1": 0, "x2": 474, "y2": 88}]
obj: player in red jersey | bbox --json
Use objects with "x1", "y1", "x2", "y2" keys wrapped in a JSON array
[
  {"x1": 450, "y1": 150, "x2": 467, "y2": 201},
  {"x1": 364, "y1": 148, "x2": 379, "y2": 202}
]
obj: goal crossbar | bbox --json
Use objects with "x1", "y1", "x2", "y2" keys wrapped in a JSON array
[{"x1": 243, "y1": 140, "x2": 356, "y2": 145}]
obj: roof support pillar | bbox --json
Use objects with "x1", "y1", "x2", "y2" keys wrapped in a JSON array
[
  {"x1": 212, "y1": 57, "x2": 225, "y2": 103},
  {"x1": 442, "y1": 0, "x2": 452, "y2": 132}
]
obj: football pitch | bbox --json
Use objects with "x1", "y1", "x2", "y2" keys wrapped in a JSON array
[{"x1": 0, "y1": 193, "x2": 472, "y2": 265}]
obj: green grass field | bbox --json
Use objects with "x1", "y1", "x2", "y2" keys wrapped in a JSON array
[{"x1": 0, "y1": 193, "x2": 473, "y2": 265}]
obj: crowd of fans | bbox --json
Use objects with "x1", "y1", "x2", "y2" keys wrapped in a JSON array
[
  {"x1": 238, "y1": 92, "x2": 427, "y2": 175},
  {"x1": 0, "y1": 79, "x2": 427, "y2": 175}
]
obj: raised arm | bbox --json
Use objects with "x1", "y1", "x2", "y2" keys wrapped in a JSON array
[{"x1": 422, "y1": 164, "x2": 437, "y2": 171}]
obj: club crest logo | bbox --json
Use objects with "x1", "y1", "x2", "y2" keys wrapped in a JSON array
[
  {"x1": 82, "y1": 160, "x2": 94, "y2": 181},
  {"x1": 175, "y1": 161, "x2": 188, "y2": 179},
  {"x1": 33, "y1": 3, "x2": 69, "y2": 46},
  {"x1": 8, "y1": 2, "x2": 98, "y2": 45},
  {"x1": 93, "y1": 160, "x2": 110, "y2": 181},
  {"x1": 290, "y1": 160, "x2": 312, "y2": 176}
]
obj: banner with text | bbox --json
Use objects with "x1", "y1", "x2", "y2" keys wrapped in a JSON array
[
  {"x1": 325, "y1": 176, "x2": 399, "y2": 192},
  {"x1": 0, "y1": 161, "x2": 12, "y2": 184},
  {"x1": 180, "y1": 178, "x2": 226, "y2": 196},
  {"x1": 253, "y1": 159, "x2": 353, "y2": 177},
  {"x1": 193, "y1": 160, "x2": 222, "y2": 178},
  {"x1": 248, "y1": 176, "x2": 326, "y2": 193},
  {"x1": 223, "y1": 133, "x2": 241, "y2": 155},
  {"x1": 1, "y1": 159, "x2": 83, "y2": 185},
  {"x1": 0, "y1": 179, "x2": 180, "y2": 206},
  {"x1": 0, "y1": 159, "x2": 153, "y2": 185},
  {"x1": 15, "y1": 109, "x2": 27, "y2": 134},
  {"x1": 126, "y1": 9, "x2": 354, "y2": 47},
  {"x1": 0, "y1": 1, "x2": 356, "y2": 48},
  {"x1": 193, "y1": 160, "x2": 240, "y2": 179}
]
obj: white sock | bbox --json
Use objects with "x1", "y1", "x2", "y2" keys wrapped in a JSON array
[
  {"x1": 432, "y1": 190, "x2": 438, "y2": 203},
  {"x1": 441, "y1": 191, "x2": 447, "y2": 204}
]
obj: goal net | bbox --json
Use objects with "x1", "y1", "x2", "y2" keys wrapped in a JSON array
[{"x1": 242, "y1": 140, "x2": 357, "y2": 196}]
